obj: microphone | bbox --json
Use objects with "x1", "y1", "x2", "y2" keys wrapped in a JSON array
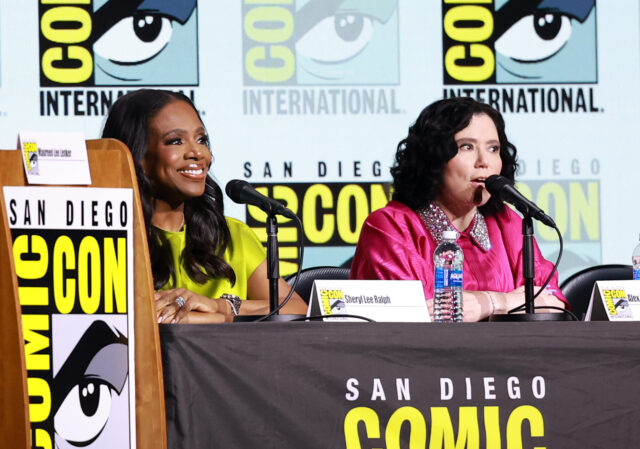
[
  {"x1": 484, "y1": 175, "x2": 556, "y2": 227},
  {"x1": 225, "y1": 180, "x2": 296, "y2": 219}
]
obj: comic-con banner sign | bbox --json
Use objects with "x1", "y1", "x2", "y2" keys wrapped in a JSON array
[
  {"x1": 242, "y1": 0, "x2": 402, "y2": 116},
  {"x1": 4, "y1": 187, "x2": 135, "y2": 449},
  {"x1": 244, "y1": 182, "x2": 390, "y2": 273},
  {"x1": 243, "y1": 179, "x2": 599, "y2": 279},
  {"x1": 161, "y1": 322, "x2": 640, "y2": 448},
  {"x1": 518, "y1": 179, "x2": 601, "y2": 278},
  {"x1": 39, "y1": 0, "x2": 198, "y2": 86},
  {"x1": 38, "y1": 0, "x2": 199, "y2": 117},
  {"x1": 0, "y1": 0, "x2": 634, "y2": 281},
  {"x1": 441, "y1": 0, "x2": 600, "y2": 114}
]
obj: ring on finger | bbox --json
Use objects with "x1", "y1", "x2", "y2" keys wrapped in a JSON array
[{"x1": 175, "y1": 295, "x2": 186, "y2": 308}]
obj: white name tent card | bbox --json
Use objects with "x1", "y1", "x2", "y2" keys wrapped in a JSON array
[
  {"x1": 307, "y1": 280, "x2": 430, "y2": 322},
  {"x1": 18, "y1": 131, "x2": 91, "y2": 185},
  {"x1": 586, "y1": 280, "x2": 640, "y2": 321}
]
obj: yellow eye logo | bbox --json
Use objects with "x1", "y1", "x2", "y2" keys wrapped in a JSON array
[{"x1": 23, "y1": 142, "x2": 39, "y2": 174}]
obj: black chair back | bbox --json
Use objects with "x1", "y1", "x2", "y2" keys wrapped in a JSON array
[
  {"x1": 285, "y1": 266, "x2": 351, "y2": 303},
  {"x1": 560, "y1": 264, "x2": 632, "y2": 320}
]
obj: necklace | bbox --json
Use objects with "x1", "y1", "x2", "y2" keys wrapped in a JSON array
[{"x1": 417, "y1": 203, "x2": 492, "y2": 251}]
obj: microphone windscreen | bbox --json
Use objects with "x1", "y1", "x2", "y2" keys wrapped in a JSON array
[
  {"x1": 484, "y1": 175, "x2": 510, "y2": 195},
  {"x1": 225, "y1": 179, "x2": 248, "y2": 200}
]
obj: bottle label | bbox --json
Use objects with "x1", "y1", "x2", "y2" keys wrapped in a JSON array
[
  {"x1": 435, "y1": 267, "x2": 445, "y2": 289},
  {"x1": 450, "y1": 269, "x2": 463, "y2": 288},
  {"x1": 435, "y1": 267, "x2": 463, "y2": 288},
  {"x1": 634, "y1": 268, "x2": 640, "y2": 280}
]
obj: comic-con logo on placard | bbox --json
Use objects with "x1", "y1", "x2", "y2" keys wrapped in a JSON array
[
  {"x1": 39, "y1": 0, "x2": 199, "y2": 87},
  {"x1": 23, "y1": 142, "x2": 40, "y2": 176},
  {"x1": 242, "y1": 0, "x2": 401, "y2": 115},
  {"x1": 442, "y1": 1, "x2": 599, "y2": 113}
]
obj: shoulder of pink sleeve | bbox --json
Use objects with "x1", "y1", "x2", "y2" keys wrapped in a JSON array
[
  {"x1": 364, "y1": 201, "x2": 422, "y2": 230},
  {"x1": 351, "y1": 201, "x2": 431, "y2": 285},
  {"x1": 356, "y1": 202, "x2": 428, "y2": 252}
]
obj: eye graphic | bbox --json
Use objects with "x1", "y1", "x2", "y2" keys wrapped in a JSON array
[
  {"x1": 615, "y1": 300, "x2": 629, "y2": 311},
  {"x1": 296, "y1": 13, "x2": 374, "y2": 63},
  {"x1": 52, "y1": 320, "x2": 129, "y2": 447},
  {"x1": 495, "y1": 12, "x2": 572, "y2": 62},
  {"x1": 55, "y1": 379, "x2": 116, "y2": 445},
  {"x1": 94, "y1": 13, "x2": 173, "y2": 64}
]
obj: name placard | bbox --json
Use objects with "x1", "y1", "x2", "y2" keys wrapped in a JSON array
[
  {"x1": 586, "y1": 280, "x2": 640, "y2": 321},
  {"x1": 307, "y1": 280, "x2": 430, "y2": 322},
  {"x1": 19, "y1": 132, "x2": 91, "y2": 185}
]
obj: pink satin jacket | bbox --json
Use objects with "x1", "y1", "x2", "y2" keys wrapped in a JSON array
[{"x1": 350, "y1": 201, "x2": 565, "y2": 302}]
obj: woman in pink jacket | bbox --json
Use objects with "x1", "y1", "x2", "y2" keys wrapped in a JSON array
[{"x1": 350, "y1": 97, "x2": 566, "y2": 321}]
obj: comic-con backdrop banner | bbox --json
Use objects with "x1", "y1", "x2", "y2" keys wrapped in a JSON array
[
  {"x1": 3, "y1": 187, "x2": 136, "y2": 449},
  {"x1": 0, "y1": 1, "x2": 638, "y2": 280}
]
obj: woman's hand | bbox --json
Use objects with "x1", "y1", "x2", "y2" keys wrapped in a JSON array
[
  {"x1": 492, "y1": 286, "x2": 527, "y2": 315},
  {"x1": 155, "y1": 288, "x2": 233, "y2": 324},
  {"x1": 529, "y1": 286, "x2": 566, "y2": 313},
  {"x1": 492, "y1": 285, "x2": 565, "y2": 315},
  {"x1": 461, "y1": 286, "x2": 565, "y2": 321}
]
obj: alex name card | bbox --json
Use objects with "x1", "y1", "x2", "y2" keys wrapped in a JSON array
[
  {"x1": 307, "y1": 280, "x2": 430, "y2": 322},
  {"x1": 586, "y1": 280, "x2": 640, "y2": 321}
]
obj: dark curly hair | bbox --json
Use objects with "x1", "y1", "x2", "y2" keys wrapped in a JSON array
[
  {"x1": 101, "y1": 89, "x2": 235, "y2": 289},
  {"x1": 391, "y1": 97, "x2": 518, "y2": 216}
]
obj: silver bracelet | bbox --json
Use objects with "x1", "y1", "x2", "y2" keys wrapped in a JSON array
[
  {"x1": 221, "y1": 294, "x2": 242, "y2": 316},
  {"x1": 486, "y1": 291, "x2": 497, "y2": 315}
]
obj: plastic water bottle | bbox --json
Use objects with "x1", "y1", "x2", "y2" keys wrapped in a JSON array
[
  {"x1": 433, "y1": 230, "x2": 464, "y2": 322},
  {"x1": 633, "y1": 234, "x2": 640, "y2": 280}
]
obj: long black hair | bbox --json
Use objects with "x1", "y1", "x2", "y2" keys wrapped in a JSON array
[
  {"x1": 391, "y1": 97, "x2": 518, "y2": 216},
  {"x1": 102, "y1": 89, "x2": 235, "y2": 289}
]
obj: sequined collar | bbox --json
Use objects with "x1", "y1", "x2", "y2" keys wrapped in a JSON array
[{"x1": 416, "y1": 203, "x2": 492, "y2": 251}]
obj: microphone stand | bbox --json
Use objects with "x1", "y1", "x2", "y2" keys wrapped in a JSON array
[
  {"x1": 266, "y1": 212, "x2": 280, "y2": 313},
  {"x1": 523, "y1": 216, "x2": 535, "y2": 314},
  {"x1": 235, "y1": 212, "x2": 304, "y2": 322},
  {"x1": 490, "y1": 215, "x2": 567, "y2": 322}
]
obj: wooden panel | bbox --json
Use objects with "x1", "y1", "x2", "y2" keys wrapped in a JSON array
[
  {"x1": 0, "y1": 152, "x2": 29, "y2": 449},
  {"x1": 0, "y1": 140, "x2": 166, "y2": 449},
  {"x1": 86, "y1": 139, "x2": 167, "y2": 449}
]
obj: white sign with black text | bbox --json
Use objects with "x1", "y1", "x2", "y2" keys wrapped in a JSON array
[
  {"x1": 18, "y1": 132, "x2": 91, "y2": 185},
  {"x1": 307, "y1": 280, "x2": 430, "y2": 322},
  {"x1": 586, "y1": 280, "x2": 640, "y2": 321}
]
